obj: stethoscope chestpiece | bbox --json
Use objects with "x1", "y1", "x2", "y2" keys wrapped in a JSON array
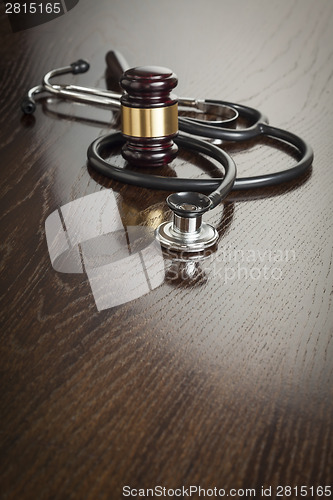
[{"x1": 155, "y1": 192, "x2": 218, "y2": 252}]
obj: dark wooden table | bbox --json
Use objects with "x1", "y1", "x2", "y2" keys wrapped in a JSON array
[{"x1": 1, "y1": 1, "x2": 332, "y2": 499}]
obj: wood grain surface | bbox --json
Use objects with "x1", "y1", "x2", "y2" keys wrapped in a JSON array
[{"x1": 0, "y1": 1, "x2": 332, "y2": 499}]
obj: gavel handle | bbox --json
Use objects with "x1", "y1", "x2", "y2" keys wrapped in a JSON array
[{"x1": 105, "y1": 50, "x2": 130, "y2": 91}]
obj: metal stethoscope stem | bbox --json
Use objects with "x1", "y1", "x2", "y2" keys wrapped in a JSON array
[
  {"x1": 23, "y1": 61, "x2": 121, "y2": 113},
  {"x1": 22, "y1": 58, "x2": 239, "y2": 128}
]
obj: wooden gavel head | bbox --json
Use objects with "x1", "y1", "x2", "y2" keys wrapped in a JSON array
[{"x1": 120, "y1": 66, "x2": 178, "y2": 167}]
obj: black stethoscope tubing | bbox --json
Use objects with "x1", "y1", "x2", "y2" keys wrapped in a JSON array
[
  {"x1": 88, "y1": 131, "x2": 237, "y2": 208},
  {"x1": 88, "y1": 100, "x2": 313, "y2": 192},
  {"x1": 179, "y1": 99, "x2": 267, "y2": 141}
]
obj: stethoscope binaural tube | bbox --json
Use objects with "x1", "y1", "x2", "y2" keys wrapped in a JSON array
[
  {"x1": 87, "y1": 126, "x2": 313, "y2": 192},
  {"x1": 234, "y1": 123, "x2": 313, "y2": 188}
]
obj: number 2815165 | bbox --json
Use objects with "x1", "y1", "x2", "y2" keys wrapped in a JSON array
[{"x1": 5, "y1": 3, "x2": 61, "y2": 14}]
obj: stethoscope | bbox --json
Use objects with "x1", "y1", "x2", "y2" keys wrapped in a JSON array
[{"x1": 22, "y1": 51, "x2": 314, "y2": 252}]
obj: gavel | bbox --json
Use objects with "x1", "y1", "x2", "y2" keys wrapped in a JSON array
[{"x1": 119, "y1": 66, "x2": 179, "y2": 168}]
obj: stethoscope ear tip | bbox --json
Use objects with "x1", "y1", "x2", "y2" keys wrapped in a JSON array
[
  {"x1": 21, "y1": 97, "x2": 36, "y2": 115},
  {"x1": 70, "y1": 59, "x2": 90, "y2": 74}
]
